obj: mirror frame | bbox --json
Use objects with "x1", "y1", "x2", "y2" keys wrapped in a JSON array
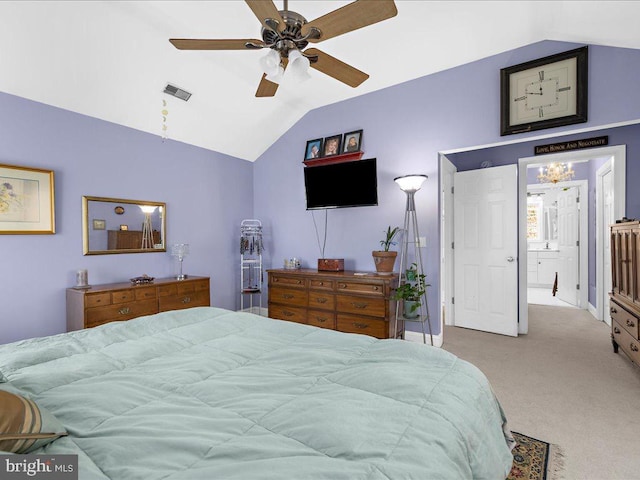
[{"x1": 82, "y1": 196, "x2": 167, "y2": 255}]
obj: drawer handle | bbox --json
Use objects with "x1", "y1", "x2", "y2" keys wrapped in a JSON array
[
  {"x1": 318, "y1": 282, "x2": 324, "y2": 286},
  {"x1": 118, "y1": 307, "x2": 130, "y2": 315},
  {"x1": 626, "y1": 319, "x2": 636, "y2": 328},
  {"x1": 339, "y1": 283, "x2": 347, "y2": 289},
  {"x1": 614, "y1": 327, "x2": 621, "y2": 334},
  {"x1": 274, "y1": 278, "x2": 279, "y2": 282},
  {"x1": 316, "y1": 317, "x2": 327, "y2": 323},
  {"x1": 283, "y1": 310, "x2": 295, "y2": 317},
  {"x1": 353, "y1": 322, "x2": 368, "y2": 329},
  {"x1": 282, "y1": 294, "x2": 294, "y2": 299},
  {"x1": 316, "y1": 298, "x2": 327, "y2": 304},
  {"x1": 351, "y1": 302, "x2": 368, "y2": 309},
  {"x1": 182, "y1": 297, "x2": 191, "y2": 303},
  {"x1": 297, "y1": 280, "x2": 302, "y2": 285},
  {"x1": 373, "y1": 286, "x2": 379, "y2": 291},
  {"x1": 631, "y1": 343, "x2": 639, "y2": 352},
  {"x1": 611, "y1": 307, "x2": 618, "y2": 314}
]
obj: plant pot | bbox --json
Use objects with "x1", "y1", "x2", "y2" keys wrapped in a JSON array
[
  {"x1": 403, "y1": 299, "x2": 420, "y2": 319},
  {"x1": 372, "y1": 250, "x2": 397, "y2": 275}
]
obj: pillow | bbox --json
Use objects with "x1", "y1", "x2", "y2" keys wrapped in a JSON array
[{"x1": 0, "y1": 390, "x2": 67, "y2": 453}]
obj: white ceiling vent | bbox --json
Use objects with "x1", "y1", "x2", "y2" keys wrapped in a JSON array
[{"x1": 163, "y1": 84, "x2": 192, "y2": 101}]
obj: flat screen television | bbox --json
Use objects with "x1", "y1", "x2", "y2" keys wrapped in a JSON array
[{"x1": 304, "y1": 158, "x2": 378, "y2": 210}]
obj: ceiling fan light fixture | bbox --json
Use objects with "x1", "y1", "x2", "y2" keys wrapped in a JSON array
[
  {"x1": 266, "y1": 65, "x2": 285, "y2": 84},
  {"x1": 287, "y1": 49, "x2": 311, "y2": 82},
  {"x1": 259, "y1": 49, "x2": 282, "y2": 77}
]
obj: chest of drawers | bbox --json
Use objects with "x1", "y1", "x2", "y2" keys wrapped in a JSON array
[
  {"x1": 66, "y1": 276, "x2": 210, "y2": 330},
  {"x1": 267, "y1": 269, "x2": 401, "y2": 339}
]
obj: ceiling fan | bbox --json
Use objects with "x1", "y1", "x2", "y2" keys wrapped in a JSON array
[{"x1": 169, "y1": 0, "x2": 397, "y2": 97}]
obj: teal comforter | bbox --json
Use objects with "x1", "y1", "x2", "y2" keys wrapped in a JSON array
[{"x1": 0, "y1": 307, "x2": 513, "y2": 479}]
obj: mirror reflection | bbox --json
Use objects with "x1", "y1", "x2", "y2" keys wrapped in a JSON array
[{"x1": 82, "y1": 196, "x2": 166, "y2": 255}]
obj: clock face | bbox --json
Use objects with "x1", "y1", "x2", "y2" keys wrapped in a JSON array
[
  {"x1": 509, "y1": 57, "x2": 577, "y2": 126},
  {"x1": 500, "y1": 46, "x2": 588, "y2": 136}
]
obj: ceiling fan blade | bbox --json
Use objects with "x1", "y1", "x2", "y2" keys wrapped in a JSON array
[
  {"x1": 301, "y1": 0, "x2": 397, "y2": 43},
  {"x1": 255, "y1": 74, "x2": 279, "y2": 97},
  {"x1": 245, "y1": 0, "x2": 285, "y2": 31},
  {"x1": 255, "y1": 58, "x2": 288, "y2": 98},
  {"x1": 169, "y1": 39, "x2": 265, "y2": 50},
  {"x1": 305, "y1": 48, "x2": 369, "y2": 88}
]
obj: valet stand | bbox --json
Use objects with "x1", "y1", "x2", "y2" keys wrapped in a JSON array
[{"x1": 392, "y1": 174, "x2": 433, "y2": 346}]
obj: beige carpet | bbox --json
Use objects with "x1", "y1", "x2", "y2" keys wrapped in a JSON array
[{"x1": 442, "y1": 305, "x2": 640, "y2": 480}]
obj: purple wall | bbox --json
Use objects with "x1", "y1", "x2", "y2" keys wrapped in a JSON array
[
  {"x1": 0, "y1": 92, "x2": 254, "y2": 344},
  {"x1": 254, "y1": 41, "x2": 640, "y2": 336}
]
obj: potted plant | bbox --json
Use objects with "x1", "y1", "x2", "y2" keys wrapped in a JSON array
[
  {"x1": 372, "y1": 226, "x2": 400, "y2": 275},
  {"x1": 392, "y1": 264, "x2": 427, "y2": 318}
]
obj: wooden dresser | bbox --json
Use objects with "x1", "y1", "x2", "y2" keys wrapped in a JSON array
[
  {"x1": 610, "y1": 221, "x2": 640, "y2": 366},
  {"x1": 66, "y1": 276, "x2": 210, "y2": 331},
  {"x1": 267, "y1": 269, "x2": 401, "y2": 339},
  {"x1": 107, "y1": 230, "x2": 161, "y2": 250}
]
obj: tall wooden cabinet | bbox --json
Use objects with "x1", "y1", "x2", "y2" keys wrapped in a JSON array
[
  {"x1": 267, "y1": 269, "x2": 401, "y2": 339},
  {"x1": 610, "y1": 221, "x2": 640, "y2": 366}
]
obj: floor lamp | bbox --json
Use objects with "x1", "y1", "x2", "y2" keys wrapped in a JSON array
[
  {"x1": 393, "y1": 174, "x2": 433, "y2": 346},
  {"x1": 140, "y1": 205, "x2": 157, "y2": 249}
]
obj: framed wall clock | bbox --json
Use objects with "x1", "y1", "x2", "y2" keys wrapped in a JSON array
[{"x1": 500, "y1": 46, "x2": 588, "y2": 136}]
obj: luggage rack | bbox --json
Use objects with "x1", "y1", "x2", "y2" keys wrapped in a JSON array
[{"x1": 240, "y1": 219, "x2": 263, "y2": 314}]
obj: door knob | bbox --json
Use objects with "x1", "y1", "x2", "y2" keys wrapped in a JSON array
[{"x1": 507, "y1": 256, "x2": 515, "y2": 262}]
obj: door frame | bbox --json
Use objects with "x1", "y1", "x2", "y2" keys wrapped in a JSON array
[
  {"x1": 439, "y1": 153, "x2": 457, "y2": 328},
  {"x1": 518, "y1": 145, "x2": 626, "y2": 332}
]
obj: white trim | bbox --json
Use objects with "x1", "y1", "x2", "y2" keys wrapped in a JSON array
[
  {"x1": 588, "y1": 302, "x2": 598, "y2": 319},
  {"x1": 518, "y1": 145, "x2": 626, "y2": 333},
  {"x1": 405, "y1": 330, "x2": 443, "y2": 347},
  {"x1": 596, "y1": 159, "x2": 612, "y2": 322},
  {"x1": 440, "y1": 119, "x2": 640, "y2": 155},
  {"x1": 439, "y1": 153, "x2": 457, "y2": 328}
]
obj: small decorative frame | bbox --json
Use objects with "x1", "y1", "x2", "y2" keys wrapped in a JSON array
[
  {"x1": 500, "y1": 46, "x2": 588, "y2": 136},
  {"x1": 92, "y1": 219, "x2": 106, "y2": 230},
  {"x1": 343, "y1": 130, "x2": 363, "y2": 153},
  {"x1": 322, "y1": 134, "x2": 342, "y2": 157},
  {"x1": 0, "y1": 163, "x2": 55, "y2": 234},
  {"x1": 120, "y1": 224, "x2": 129, "y2": 231},
  {"x1": 114, "y1": 206, "x2": 125, "y2": 215},
  {"x1": 304, "y1": 138, "x2": 324, "y2": 160}
]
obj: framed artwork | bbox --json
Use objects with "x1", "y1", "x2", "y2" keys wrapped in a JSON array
[
  {"x1": 343, "y1": 130, "x2": 363, "y2": 152},
  {"x1": 92, "y1": 219, "x2": 106, "y2": 230},
  {"x1": 322, "y1": 134, "x2": 342, "y2": 157},
  {"x1": 120, "y1": 225, "x2": 129, "y2": 231},
  {"x1": 0, "y1": 163, "x2": 55, "y2": 234},
  {"x1": 500, "y1": 46, "x2": 588, "y2": 136},
  {"x1": 114, "y1": 206, "x2": 125, "y2": 215},
  {"x1": 304, "y1": 138, "x2": 323, "y2": 160}
]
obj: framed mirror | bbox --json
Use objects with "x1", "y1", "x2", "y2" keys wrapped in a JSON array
[{"x1": 82, "y1": 196, "x2": 166, "y2": 255}]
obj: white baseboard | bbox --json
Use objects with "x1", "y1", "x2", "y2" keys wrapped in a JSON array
[
  {"x1": 588, "y1": 302, "x2": 599, "y2": 320},
  {"x1": 404, "y1": 329, "x2": 443, "y2": 347}
]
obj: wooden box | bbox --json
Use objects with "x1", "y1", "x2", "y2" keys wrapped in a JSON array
[{"x1": 317, "y1": 258, "x2": 344, "y2": 271}]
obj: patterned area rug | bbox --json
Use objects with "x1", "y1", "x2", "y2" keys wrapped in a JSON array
[{"x1": 508, "y1": 432, "x2": 565, "y2": 480}]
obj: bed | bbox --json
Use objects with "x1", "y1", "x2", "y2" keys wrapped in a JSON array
[{"x1": 0, "y1": 307, "x2": 514, "y2": 479}]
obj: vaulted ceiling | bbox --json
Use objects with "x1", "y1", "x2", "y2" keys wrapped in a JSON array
[{"x1": 1, "y1": 1, "x2": 638, "y2": 161}]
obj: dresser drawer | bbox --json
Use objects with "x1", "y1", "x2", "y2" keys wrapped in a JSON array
[
  {"x1": 308, "y1": 292, "x2": 335, "y2": 310},
  {"x1": 85, "y1": 292, "x2": 111, "y2": 308},
  {"x1": 270, "y1": 275, "x2": 306, "y2": 288},
  {"x1": 269, "y1": 304, "x2": 307, "y2": 324},
  {"x1": 336, "y1": 294, "x2": 386, "y2": 317},
  {"x1": 610, "y1": 300, "x2": 639, "y2": 339},
  {"x1": 336, "y1": 281, "x2": 384, "y2": 296},
  {"x1": 176, "y1": 280, "x2": 209, "y2": 295},
  {"x1": 310, "y1": 279, "x2": 334, "y2": 290},
  {"x1": 86, "y1": 299, "x2": 157, "y2": 328},
  {"x1": 135, "y1": 287, "x2": 157, "y2": 301},
  {"x1": 308, "y1": 310, "x2": 336, "y2": 329},
  {"x1": 613, "y1": 320, "x2": 640, "y2": 365},
  {"x1": 336, "y1": 314, "x2": 387, "y2": 339},
  {"x1": 111, "y1": 290, "x2": 135, "y2": 304},
  {"x1": 269, "y1": 287, "x2": 308, "y2": 307},
  {"x1": 158, "y1": 290, "x2": 210, "y2": 312},
  {"x1": 158, "y1": 284, "x2": 177, "y2": 297}
]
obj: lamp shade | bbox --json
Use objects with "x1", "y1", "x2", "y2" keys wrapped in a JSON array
[
  {"x1": 259, "y1": 49, "x2": 282, "y2": 77},
  {"x1": 139, "y1": 205, "x2": 157, "y2": 214},
  {"x1": 287, "y1": 49, "x2": 311, "y2": 82},
  {"x1": 394, "y1": 174, "x2": 428, "y2": 193}
]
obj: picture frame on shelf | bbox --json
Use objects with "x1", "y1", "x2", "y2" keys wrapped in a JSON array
[
  {"x1": 0, "y1": 163, "x2": 55, "y2": 234},
  {"x1": 322, "y1": 134, "x2": 342, "y2": 157},
  {"x1": 343, "y1": 130, "x2": 363, "y2": 152},
  {"x1": 500, "y1": 46, "x2": 588, "y2": 136},
  {"x1": 120, "y1": 225, "x2": 129, "y2": 231},
  {"x1": 304, "y1": 138, "x2": 323, "y2": 160},
  {"x1": 92, "y1": 219, "x2": 106, "y2": 230}
]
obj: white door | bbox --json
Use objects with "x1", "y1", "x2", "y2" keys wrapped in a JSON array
[
  {"x1": 603, "y1": 170, "x2": 614, "y2": 325},
  {"x1": 454, "y1": 165, "x2": 518, "y2": 336},
  {"x1": 557, "y1": 186, "x2": 580, "y2": 306}
]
